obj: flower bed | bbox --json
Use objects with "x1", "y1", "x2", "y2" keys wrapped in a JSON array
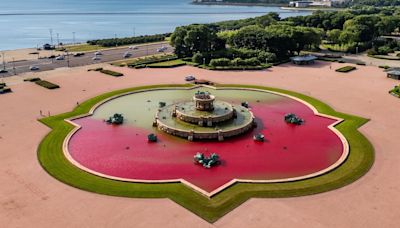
[
  {"x1": 99, "y1": 69, "x2": 124, "y2": 77},
  {"x1": 336, "y1": 66, "x2": 357, "y2": 73},
  {"x1": 35, "y1": 80, "x2": 60, "y2": 89}
]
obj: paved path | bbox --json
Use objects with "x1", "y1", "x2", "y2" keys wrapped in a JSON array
[{"x1": 1, "y1": 62, "x2": 399, "y2": 228}]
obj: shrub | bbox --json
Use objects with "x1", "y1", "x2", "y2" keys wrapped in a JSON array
[
  {"x1": 23, "y1": 77, "x2": 41, "y2": 82},
  {"x1": 192, "y1": 52, "x2": 205, "y2": 64},
  {"x1": 389, "y1": 85, "x2": 400, "y2": 97},
  {"x1": 88, "y1": 67, "x2": 103, "y2": 72},
  {"x1": 209, "y1": 58, "x2": 231, "y2": 67},
  {"x1": 0, "y1": 87, "x2": 12, "y2": 94},
  {"x1": 0, "y1": 82, "x2": 5, "y2": 87},
  {"x1": 231, "y1": 58, "x2": 246, "y2": 66},
  {"x1": 134, "y1": 64, "x2": 147, "y2": 69},
  {"x1": 244, "y1": 57, "x2": 261, "y2": 66},
  {"x1": 336, "y1": 66, "x2": 356, "y2": 73},
  {"x1": 99, "y1": 69, "x2": 124, "y2": 77},
  {"x1": 257, "y1": 51, "x2": 277, "y2": 63},
  {"x1": 356, "y1": 62, "x2": 366, "y2": 66},
  {"x1": 379, "y1": 65, "x2": 390, "y2": 69},
  {"x1": 35, "y1": 80, "x2": 60, "y2": 89},
  {"x1": 377, "y1": 46, "x2": 393, "y2": 55},
  {"x1": 397, "y1": 53, "x2": 400, "y2": 57},
  {"x1": 126, "y1": 55, "x2": 177, "y2": 68}
]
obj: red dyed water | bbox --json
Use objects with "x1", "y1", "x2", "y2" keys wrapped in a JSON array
[{"x1": 69, "y1": 99, "x2": 343, "y2": 193}]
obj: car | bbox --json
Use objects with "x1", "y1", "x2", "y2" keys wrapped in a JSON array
[
  {"x1": 185, "y1": 75, "x2": 196, "y2": 81},
  {"x1": 157, "y1": 46, "x2": 168, "y2": 52},
  {"x1": 94, "y1": 51, "x2": 103, "y2": 55},
  {"x1": 55, "y1": 55, "x2": 64, "y2": 60},
  {"x1": 0, "y1": 69, "x2": 8, "y2": 73},
  {"x1": 29, "y1": 66, "x2": 40, "y2": 71},
  {"x1": 123, "y1": 52, "x2": 132, "y2": 58},
  {"x1": 73, "y1": 52, "x2": 85, "y2": 57},
  {"x1": 92, "y1": 56, "x2": 101, "y2": 61},
  {"x1": 129, "y1": 46, "x2": 138, "y2": 50}
]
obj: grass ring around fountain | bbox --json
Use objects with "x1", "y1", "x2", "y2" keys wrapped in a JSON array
[{"x1": 37, "y1": 84, "x2": 374, "y2": 223}]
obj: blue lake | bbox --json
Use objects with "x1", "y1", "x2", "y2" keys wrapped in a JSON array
[{"x1": 0, "y1": 0, "x2": 310, "y2": 50}]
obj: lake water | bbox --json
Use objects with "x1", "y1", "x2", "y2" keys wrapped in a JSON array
[{"x1": 0, "y1": 0, "x2": 310, "y2": 50}]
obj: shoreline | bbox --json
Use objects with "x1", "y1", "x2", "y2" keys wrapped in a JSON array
[{"x1": 191, "y1": 2, "x2": 285, "y2": 7}]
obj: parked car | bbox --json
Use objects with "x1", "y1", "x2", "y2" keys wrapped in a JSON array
[
  {"x1": 94, "y1": 51, "x2": 103, "y2": 55},
  {"x1": 185, "y1": 75, "x2": 196, "y2": 81},
  {"x1": 129, "y1": 46, "x2": 138, "y2": 50},
  {"x1": 0, "y1": 69, "x2": 8, "y2": 74},
  {"x1": 92, "y1": 56, "x2": 101, "y2": 61},
  {"x1": 123, "y1": 52, "x2": 132, "y2": 58},
  {"x1": 29, "y1": 66, "x2": 40, "y2": 71},
  {"x1": 55, "y1": 55, "x2": 64, "y2": 60}
]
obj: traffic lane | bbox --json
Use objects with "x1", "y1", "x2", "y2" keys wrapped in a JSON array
[{"x1": 0, "y1": 44, "x2": 173, "y2": 77}]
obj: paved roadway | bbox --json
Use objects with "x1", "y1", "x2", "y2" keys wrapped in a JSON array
[{"x1": 0, "y1": 42, "x2": 172, "y2": 77}]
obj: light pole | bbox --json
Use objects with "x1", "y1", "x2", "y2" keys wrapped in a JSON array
[
  {"x1": 133, "y1": 27, "x2": 136, "y2": 37},
  {"x1": 203, "y1": 57, "x2": 206, "y2": 66},
  {"x1": 56, "y1": 33, "x2": 60, "y2": 47},
  {"x1": 72, "y1": 32, "x2": 76, "y2": 44},
  {"x1": 2, "y1": 52, "x2": 5, "y2": 71},
  {"x1": 66, "y1": 51, "x2": 70, "y2": 67},
  {"x1": 49, "y1": 29, "x2": 53, "y2": 46},
  {"x1": 12, "y1": 58, "x2": 16, "y2": 75}
]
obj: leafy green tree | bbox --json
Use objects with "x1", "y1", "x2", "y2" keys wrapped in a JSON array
[
  {"x1": 170, "y1": 24, "x2": 225, "y2": 57},
  {"x1": 327, "y1": 29, "x2": 342, "y2": 44}
]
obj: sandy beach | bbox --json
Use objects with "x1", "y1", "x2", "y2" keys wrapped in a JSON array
[{"x1": 1, "y1": 62, "x2": 399, "y2": 227}]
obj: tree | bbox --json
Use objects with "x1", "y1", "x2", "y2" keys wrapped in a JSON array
[
  {"x1": 327, "y1": 29, "x2": 342, "y2": 44},
  {"x1": 228, "y1": 25, "x2": 269, "y2": 50},
  {"x1": 170, "y1": 24, "x2": 225, "y2": 57}
]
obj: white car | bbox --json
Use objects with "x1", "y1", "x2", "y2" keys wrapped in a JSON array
[
  {"x1": 157, "y1": 46, "x2": 168, "y2": 52},
  {"x1": 92, "y1": 56, "x2": 101, "y2": 61},
  {"x1": 129, "y1": 46, "x2": 138, "y2": 50},
  {"x1": 94, "y1": 51, "x2": 103, "y2": 55},
  {"x1": 29, "y1": 66, "x2": 40, "y2": 71},
  {"x1": 55, "y1": 55, "x2": 64, "y2": 60}
]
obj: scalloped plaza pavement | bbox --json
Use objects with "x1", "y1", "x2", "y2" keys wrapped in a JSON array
[{"x1": 1, "y1": 61, "x2": 399, "y2": 227}]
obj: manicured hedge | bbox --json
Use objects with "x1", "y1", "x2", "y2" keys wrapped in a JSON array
[
  {"x1": 0, "y1": 87, "x2": 12, "y2": 94},
  {"x1": 209, "y1": 65, "x2": 271, "y2": 71},
  {"x1": 87, "y1": 33, "x2": 170, "y2": 47},
  {"x1": 147, "y1": 59, "x2": 186, "y2": 68},
  {"x1": 35, "y1": 80, "x2": 60, "y2": 89},
  {"x1": 99, "y1": 69, "x2": 124, "y2": 77},
  {"x1": 88, "y1": 67, "x2": 103, "y2": 72},
  {"x1": 24, "y1": 77, "x2": 41, "y2": 82},
  {"x1": 127, "y1": 55, "x2": 178, "y2": 68},
  {"x1": 336, "y1": 66, "x2": 357, "y2": 73}
]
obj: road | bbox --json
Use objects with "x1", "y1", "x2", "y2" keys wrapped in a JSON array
[{"x1": 0, "y1": 42, "x2": 172, "y2": 77}]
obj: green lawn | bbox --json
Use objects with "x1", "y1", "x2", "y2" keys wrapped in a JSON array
[
  {"x1": 147, "y1": 59, "x2": 186, "y2": 68},
  {"x1": 37, "y1": 84, "x2": 374, "y2": 223},
  {"x1": 58, "y1": 44, "x2": 103, "y2": 52},
  {"x1": 59, "y1": 40, "x2": 169, "y2": 52}
]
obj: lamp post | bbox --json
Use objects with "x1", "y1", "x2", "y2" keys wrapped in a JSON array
[
  {"x1": 12, "y1": 57, "x2": 16, "y2": 75},
  {"x1": 72, "y1": 32, "x2": 76, "y2": 44},
  {"x1": 2, "y1": 52, "x2": 5, "y2": 71},
  {"x1": 66, "y1": 51, "x2": 70, "y2": 67}
]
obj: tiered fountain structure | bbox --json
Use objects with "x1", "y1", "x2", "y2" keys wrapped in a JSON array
[{"x1": 154, "y1": 91, "x2": 255, "y2": 141}]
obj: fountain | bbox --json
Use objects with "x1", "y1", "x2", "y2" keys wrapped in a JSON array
[{"x1": 153, "y1": 91, "x2": 255, "y2": 141}]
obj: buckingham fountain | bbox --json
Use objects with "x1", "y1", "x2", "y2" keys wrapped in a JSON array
[{"x1": 153, "y1": 91, "x2": 256, "y2": 141}]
